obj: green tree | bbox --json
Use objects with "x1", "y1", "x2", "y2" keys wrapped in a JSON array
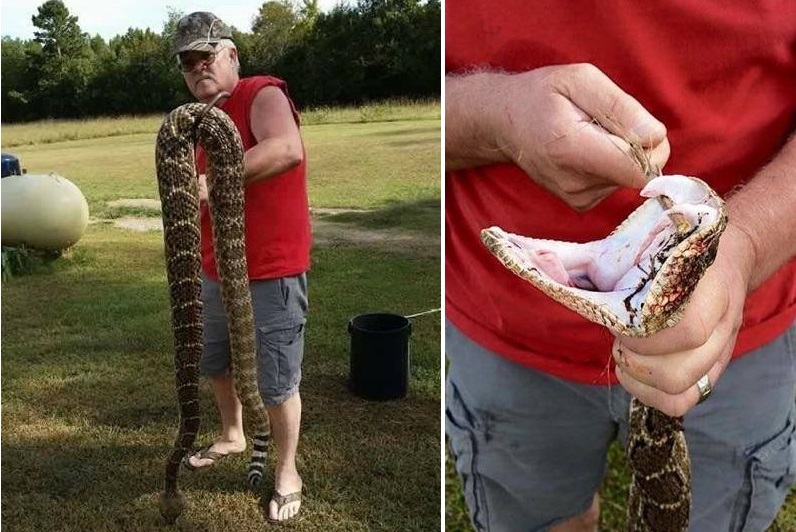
[
  {"x1": 250, "y1": 1, "x2": 300, "y2": 71},
  {"x1": 1, "y1": 38, "x2": 42, "y2": 122},
  {"x1": 276, "y1": 0, "x2": 440, "y2": 106},
  {"x1": 89, "y1": 28, "x2": 186, "y2": 114},
  {"x1": 0, "y1": 0, "x2": 440, "y2": 121},
  {"x1": 297, "y1": 0, "x2": 320, "y2": 30},
  {"x1": 31, "y1": 0, "x2": 85, "y2": 57},
  {"x1": 29, "y1": 0, "x2": 93, "y2": 117},
  {"x1": 161, "y1": 7, "x2": 185, "y2": 50},
  {"x1": 278, "y1": 3, "x2": 366, "y2": 104}
]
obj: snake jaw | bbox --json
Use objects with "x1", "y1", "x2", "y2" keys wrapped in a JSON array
[
  {"x1": 481, "y1": 175, "x2": 727, "y2": 337},
  {"x1": 482, "y1": 174, "x2": 715, "y2": 532}
]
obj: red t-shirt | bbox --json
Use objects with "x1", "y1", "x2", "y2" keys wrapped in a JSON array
[
  {"x1": 197, "y1": 76, "x2": 311, "y2": 281},
  {"x1": 446, "y1": 1, "x2": 796, "y2": 384}
]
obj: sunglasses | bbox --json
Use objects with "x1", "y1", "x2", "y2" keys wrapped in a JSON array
[{"x1": 177, "y1": 45, "x2": 227, "y2": 73}]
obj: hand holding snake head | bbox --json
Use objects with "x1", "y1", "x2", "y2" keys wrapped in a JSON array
[
  {"x1": 489, "y1": 63, "x2": 671, "y2": 210},
  {"x1": 614, "y1": 223, "x2": 755, "y2": 417}
]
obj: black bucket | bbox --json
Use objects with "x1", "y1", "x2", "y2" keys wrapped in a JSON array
[{"x1": 348, "y1": 312, "x2": 412, "y2": 400}]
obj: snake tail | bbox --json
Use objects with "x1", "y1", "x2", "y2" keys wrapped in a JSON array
[{"x1": 247, "y1": 432, "x2": 270, "y2": 488}]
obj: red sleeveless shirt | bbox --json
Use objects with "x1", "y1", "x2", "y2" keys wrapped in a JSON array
[
  {"x1": 446, "y1": 1, "x2": 796, "y2": 384},
  {"x1": 197, "y1": 76, "x2": 311, "y2": 281}
]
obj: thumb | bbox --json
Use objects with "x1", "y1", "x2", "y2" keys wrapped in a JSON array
[{"x1": 557, "y1": 64, "x2": 667, "y2": 148}]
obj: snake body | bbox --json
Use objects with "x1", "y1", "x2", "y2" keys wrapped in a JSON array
[
  {"x1": 155, "y1": 100, "x2": 270, "y2": 523},
  {"x1": 481, "y1": 175, "x2": 727, "y2": 531}
]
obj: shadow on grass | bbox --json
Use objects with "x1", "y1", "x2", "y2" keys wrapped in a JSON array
[
  {"x1": 2, "y1": 226, "x2": 440, "y2": 532},
  {"x1": 367, "y1": 125, "x2": 441, "y2": 137},
  {"x1": 2, "y1": 337, "x2": 439, "y2": 531},
  {"x1": 3, "y1": 370, "x2": 439, "y2": 530},
  {"x1": 385, "y1": 138, "x2": 440, "y2": 149},
  {"x1": 1, "y1": 435, "x2": 285, "y2": 531},
  {"x1": 320, "y1": 197, "x2": 440, "y2": 235}
]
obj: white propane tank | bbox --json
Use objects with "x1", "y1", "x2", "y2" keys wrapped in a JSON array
[{"x1": 1, "y1": 173, "x2": 89, "y2": 250}]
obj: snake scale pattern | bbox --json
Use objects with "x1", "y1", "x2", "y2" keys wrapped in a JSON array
[
  {"x1": 482, "y1": 175, "x2": 727, "y2": 531},
  {"x1": 155, "y1": 99, "x2": 271, "y2": 523}
]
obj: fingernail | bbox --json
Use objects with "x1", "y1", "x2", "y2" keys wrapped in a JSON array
[{"x1": 632, "y1": 120, "x2": 665, "y2": 142}]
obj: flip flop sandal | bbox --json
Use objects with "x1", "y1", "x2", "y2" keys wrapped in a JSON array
[
  {"x1": 182, "y1": 444, "x2": 233, "y2": 471},
  {"x1": 266, "y1": 490, "x2": 302, "y2": 523}
]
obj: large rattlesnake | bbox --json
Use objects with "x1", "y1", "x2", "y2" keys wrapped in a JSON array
[
  {"x1": 481, "y1": 174, "x2": 727, "y2": 531},
  {"x1": 155, "y1": 97, "x2": 271, "y2": 523}
]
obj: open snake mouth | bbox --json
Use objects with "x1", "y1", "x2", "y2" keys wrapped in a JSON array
[{"x1": 481, "y1": 175, "x2": 727, "y2": 337}]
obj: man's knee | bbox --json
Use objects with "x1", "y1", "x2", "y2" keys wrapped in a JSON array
[
  {"x1": 550, "y1": 494, "x2": 600, "y2": 532},
  {"x1": 261, "y1": 385, "x2": 300, "y2": 407}
]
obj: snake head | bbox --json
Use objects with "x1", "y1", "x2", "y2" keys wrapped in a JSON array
[{"x1": 481, "y1": 175, "x2": 727, "y2": 337}]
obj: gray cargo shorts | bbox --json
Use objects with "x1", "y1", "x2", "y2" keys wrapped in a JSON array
[
  {"x1": 446, "y1": 321, "x2": 796, "y2": 532},
  {"x1": 201, "y1": 273, "x2": 308, "y2": 406}
]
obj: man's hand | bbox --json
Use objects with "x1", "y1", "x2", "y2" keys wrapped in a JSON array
[
  {"x1": 446, "y1": 63, "x2": 670, "y2": 210},
  {"x1": 612, "y1": 225, "x2": 756, "y2": 417}
]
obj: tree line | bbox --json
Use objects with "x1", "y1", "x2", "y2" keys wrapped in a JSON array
[{"x1": 1, "y1": 0, "x2": 440, "y2": 123}]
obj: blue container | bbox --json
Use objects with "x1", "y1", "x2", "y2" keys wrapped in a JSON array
[{"x1": 1, "y1": 153, "x2": 22, "y2": 178}]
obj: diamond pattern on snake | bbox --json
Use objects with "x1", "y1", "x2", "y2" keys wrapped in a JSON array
[{"x1": 155, "y1": 101, "x2": 271, "y2": 524}]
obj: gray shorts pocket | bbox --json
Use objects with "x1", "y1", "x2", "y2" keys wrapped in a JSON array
[
  {"x1": 257, "y1": 322, "x2": 304, "y2": 400},
  {"x1": 731, "y1": 414, "x2": 796, "y2": 531},
  {"x1": 446, "y1": 379, "x2": 488, "y2": 531}
]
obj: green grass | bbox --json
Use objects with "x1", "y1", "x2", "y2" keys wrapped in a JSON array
[
  {"x1": 1, "y1": 106, "x2": 440, "y2": 221},
  {"x1": 1, "y1": 245, "x2": 62, "y2": 281},
  {"x1": 446, "y1": 437, "x2": 796, "y2": 531},
  {"x1": 1, "y1": 103, "x2": 441, "y2": 531},
  {"x1": 104, "y1": 205, "x2": 163, "y2": 219},
  {"x1": 0, "y1": 99, "x2": 440, "y2": 148},
  {"x1": 302, "y1": 99, "x2": 440, "y2": 126},
  {"x1": 321, "y1": 199, "x2": 440, "y2": 233}
]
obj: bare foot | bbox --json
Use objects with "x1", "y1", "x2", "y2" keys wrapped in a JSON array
[
  {"x1": 268, "y1": 468, "x2": 303, "y2": 521},
  {"x1": 185, "y1": 437, "x2": 246, "y2": 469}
]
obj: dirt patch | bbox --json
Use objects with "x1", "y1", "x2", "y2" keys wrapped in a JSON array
[
  {"x1": 107, "y1": 199, "x2": 161, "y2": 211},
  {"x1": 311, "y1": 207, "x2": 369, "y2": 216},
  {"x1": 111, "y1": 217, "x2": 163, "y2": 232},
  {"x1": 99, "y1": 200, "x2": 439, "y2": 256},
  {"x1": 312, "y1": 218, "x2": 439, "y2": 257}
]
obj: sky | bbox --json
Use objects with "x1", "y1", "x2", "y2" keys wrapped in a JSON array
[{"x1": 1, "y1": 0, "x2": 346, "y2": 41}]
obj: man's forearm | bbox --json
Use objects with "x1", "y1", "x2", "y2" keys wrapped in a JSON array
[
  {"x1": 446, "y1": 73, "x2": 510, "y2": 171},
  {"x1": 727, "y1": 134, "x2": 796, "y2": 290},
  {"x1": 243, "y1": 138, "x2": 303, "y2": 184}
]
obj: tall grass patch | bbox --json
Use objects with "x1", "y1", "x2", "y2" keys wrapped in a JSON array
[{"x1": 1, "y1": 99, "x2": 440, "y2": 148}]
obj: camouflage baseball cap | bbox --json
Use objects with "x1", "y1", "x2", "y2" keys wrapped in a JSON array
[{"x1": 172, "y1": 12, "x2": 232, "y2": 55}]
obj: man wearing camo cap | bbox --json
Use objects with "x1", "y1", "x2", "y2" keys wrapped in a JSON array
[
  {"x1": 171, "y1": 11, "x2": 310, "y2": 523},
  {"x1": 172, "y1": 11, "x2": 232, "y2": 51}
]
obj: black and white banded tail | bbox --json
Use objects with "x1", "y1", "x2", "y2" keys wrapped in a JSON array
[{"x1": 247, "y1": 432, "x2": 270, "y2": 488}]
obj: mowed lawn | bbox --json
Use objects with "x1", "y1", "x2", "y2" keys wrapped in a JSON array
[{"x1": 1, "y1": 102, "x2": 441, "y2": 531}]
